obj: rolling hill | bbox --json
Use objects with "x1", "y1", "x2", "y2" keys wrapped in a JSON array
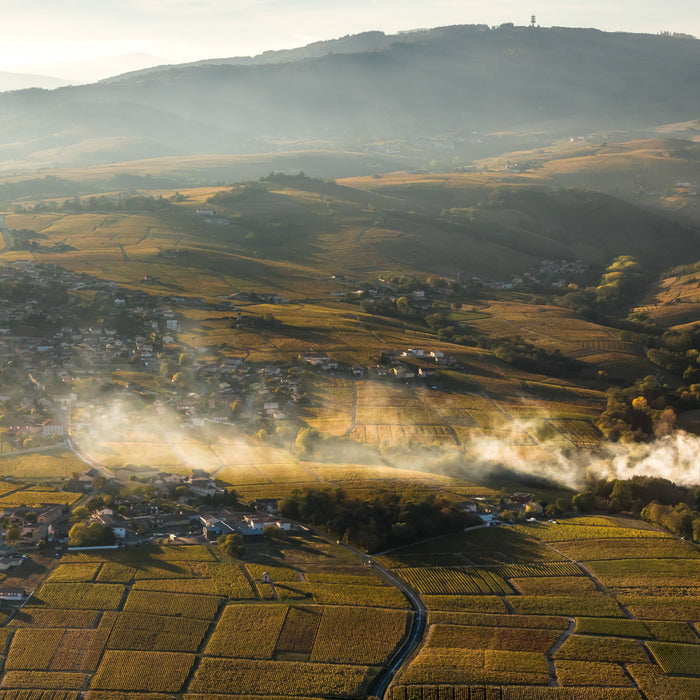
[
  {"x1": 2, "y1": 25, "x2": 700, "y2": 171},
  {"x1": 6, "y1": 174, "x2": 698, "y2": 292}
]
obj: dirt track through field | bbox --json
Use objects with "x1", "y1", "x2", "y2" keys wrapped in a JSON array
[{"x1": 546, "y1": 617, "x2": 575, "y2": 686}]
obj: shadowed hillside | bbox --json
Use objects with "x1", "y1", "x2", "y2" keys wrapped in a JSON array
[{"x1": 2, "y1": 25, "x2": 700, "y2": 170}]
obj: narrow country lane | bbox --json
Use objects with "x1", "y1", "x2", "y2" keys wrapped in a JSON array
[
  {"x1": 0, "y1": 215, "x2": 12, "y2": 251},
  {"x1": 333, "y1": 542, "x2": 427, "y2": 699}
]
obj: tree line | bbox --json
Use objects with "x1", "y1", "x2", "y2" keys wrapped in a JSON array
[{"x1": 279, "y1": 487, "x2": 479, "y2": 552}]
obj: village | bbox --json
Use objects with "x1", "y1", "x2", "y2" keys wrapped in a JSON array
[{"x1": 0, "y1": 260, "x2": 479, "y2": 451}]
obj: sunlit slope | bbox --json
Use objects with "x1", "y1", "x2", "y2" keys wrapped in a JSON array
[
  {"x1": 6, "y1": 176, "x2": 696, "y2": 296},
  {"x1": 475, "y1": 137, "x2": 700, "y2": 216}
]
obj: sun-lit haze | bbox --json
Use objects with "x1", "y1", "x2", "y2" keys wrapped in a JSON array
[
  {"x1": 3, "y1": 0, "x2": 700, "y2": 84},
  {"x1": 71, "y1": 394, "x2": 700, "y2": 496}
]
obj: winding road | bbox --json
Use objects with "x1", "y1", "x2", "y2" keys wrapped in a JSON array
[
  {"x1": 334, "y1": 542, "x2": 427, "y2": 699},
  {"x1": 0, "y1": 215, "x2": 12, "y2": 251}
]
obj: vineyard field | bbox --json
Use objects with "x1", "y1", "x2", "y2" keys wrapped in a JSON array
[
  {"x1": 646, "y1": 642, "x2": 700, "y2": 676},
  {"x1": 91, "y1": 651, "x2": 195, "y2": 692},
  {"x1": 205, "y1": 605, "x2": 288, "y2": 659},
  {"x1": 310, "y1": 606, "x2": 409, "y2": 664}
]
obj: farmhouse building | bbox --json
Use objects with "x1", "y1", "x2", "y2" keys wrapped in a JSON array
[{"x1": 0, "y1": 587, "x2": 24, "y2": 601}]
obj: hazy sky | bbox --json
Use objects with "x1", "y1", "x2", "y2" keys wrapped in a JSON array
[{"x1": 3, "y1": 0, "x2": 699, "y2": 80}]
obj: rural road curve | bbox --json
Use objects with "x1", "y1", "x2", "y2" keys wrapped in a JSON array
[
  {"x1": 335, "y1": 542, "x2": 427, "y2": 699},
  {"x1": 0, "y1": 215, "x2": 12, "y2": 251}
]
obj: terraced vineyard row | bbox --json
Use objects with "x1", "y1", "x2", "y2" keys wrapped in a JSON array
[
  {"x1": 389, "y1": 516, "x2": 700, "y2": 699},
  {"x1": 396, "y1": 567, "x2": 513, "y2": 595},
  {"x1": 0, "y1": 537, "x2": 411, "y2": 698}
]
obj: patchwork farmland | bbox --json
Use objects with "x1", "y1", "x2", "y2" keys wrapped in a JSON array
[
  {"x1": 0, "y1": 536, "x2": 412, "y2": 699},
  {"x1": 386, "y1": 516, "x2": 700, "y2": 700},
  {"x1": 0, "y1": 513, "x2": 694, "y2": 698}
]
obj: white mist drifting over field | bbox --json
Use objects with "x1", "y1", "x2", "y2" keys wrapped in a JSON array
[
  {"x1": 461, "y1": 428, "x2": 700, "y2": 489},
  {"x1": 71, "y1": 396, "x2": 700, "y2": 491}
]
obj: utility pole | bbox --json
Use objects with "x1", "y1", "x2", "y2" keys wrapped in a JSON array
[{"x1": 530, "y1": 14, "x2": 537, "y2": 28}]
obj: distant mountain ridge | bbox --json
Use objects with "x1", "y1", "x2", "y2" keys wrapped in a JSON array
[
  {"x1": 0, "y1": 70, "x2": 71, "y2": 93},
  {"x1": 98, "y1": 30, "x2": 396, "y2": 83},
  {"x1": 2, "y1": 24, "x2": 700, "y2": 170}
]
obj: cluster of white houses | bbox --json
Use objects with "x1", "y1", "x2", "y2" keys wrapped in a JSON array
[{"x1": 200, "y1": 514, "x2": 296, "y2": 541}]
